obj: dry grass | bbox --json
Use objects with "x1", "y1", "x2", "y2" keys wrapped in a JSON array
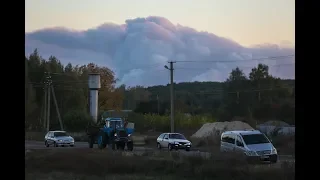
[
  {"x1": 270, "y1": 135, "x2": 295, "y2": 155},
  {"x1": 26, "y1": 172, "x2": 191, "y2": 180},
  {"x1": 25, "y1": 149, "x2": 294, "y2": 180}
]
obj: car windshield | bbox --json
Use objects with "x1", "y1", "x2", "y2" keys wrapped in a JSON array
[
  {"x1": 54, "y1": 132, "x2": 68, "y2": 137},
  {"x1": 169, "y1": 133, "x2": 186, "y2": 139},
  {"x1": 241, "y1": 134, "x2": 270, "y2": 145}
]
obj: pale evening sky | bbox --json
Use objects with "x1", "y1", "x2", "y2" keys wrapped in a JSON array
[{"x1": 25, "y1": 0, "x2": 294, "y2": 47}]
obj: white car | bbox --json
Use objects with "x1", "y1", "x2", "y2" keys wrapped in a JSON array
[
  {"x1": 44, "y1": 131, "x2": 75, "y2": 147},
  {"x1": 156, "y1": 133, "x2": 192, "y2": 151}
]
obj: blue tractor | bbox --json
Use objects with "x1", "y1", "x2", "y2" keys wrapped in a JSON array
[{"x1": 86, "y1": 110, "x2": 134, "y2": 150}]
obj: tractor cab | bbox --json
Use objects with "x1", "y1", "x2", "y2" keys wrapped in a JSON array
[
  {"x1": 105, "y1": 117, "x2": 124, "y2": 130},
  {"x1": 103, "y1": 117, "x2": 134, "y2": 136}
]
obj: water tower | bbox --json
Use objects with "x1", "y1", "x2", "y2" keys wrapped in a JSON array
[{"x1": 88, "y1": 73, "x2": 101, "y2": 123}]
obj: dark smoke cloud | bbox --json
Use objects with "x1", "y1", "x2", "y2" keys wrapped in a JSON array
[{"x1": 25, "y1": 16, "x2": 295, "y2": 87}]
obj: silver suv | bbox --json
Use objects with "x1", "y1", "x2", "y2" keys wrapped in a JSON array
[
  {"x1": 44, "y1": 131, "x2": 75, "y2": 147},
  {"x1": 220, "y1": 130, "x2": 278, "y2": 163},
  {"x1": 156, "y1": 133, "x2": 192, "y2": 151}
]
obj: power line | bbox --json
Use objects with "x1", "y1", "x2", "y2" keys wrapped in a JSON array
[
  {"x1": 175, "y1": 63, "x2": 295, "y2": 71},
  {"x1": 195, "y1": 86, "x2": 294, "y2": 95},
  {"x1": 174, "y1": 54, "x2": 295, "y2": 63}
]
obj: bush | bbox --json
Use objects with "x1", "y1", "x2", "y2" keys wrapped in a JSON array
[
  {"x1": 129, "y1": 112, "x2": 216, "y2": 132},
  {"x1": 63, "y1": 110, "x2": 93, "y2": 131}
]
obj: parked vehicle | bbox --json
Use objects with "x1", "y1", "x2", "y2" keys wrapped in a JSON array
[
  {"x1": 156, "y1": 133, "x2": 192, "y2": 151},
  {"x1": 44, "y1": 131, "x2": 75, "y2": 147},
  {"x1": 86, "y1": 110, "x2": 134, "y2": 151},
  {"x1": 220, "y1": 130, "x2": 278, "y2": 163}
]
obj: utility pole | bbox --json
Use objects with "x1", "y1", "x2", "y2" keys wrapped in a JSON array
[
  {"x1": 51, "y1": 85, "x2": 64, "y2": 130},
  {"x1": 157, "y1": 94, "x2": 160, "y2": 115},
  {"x1": 46, "y1": 73, "x2": 52, "y2": 131},
  {"x1": 43, "y1": 80, "x2": 47, "y2": 130},
  {"x1": 164, "y1": 61, "x2": 175, "y2": 133}
]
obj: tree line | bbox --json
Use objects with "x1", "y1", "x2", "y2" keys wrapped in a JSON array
[{"x1": 25, "y1": 49, "x2": 295, "y2": 132}]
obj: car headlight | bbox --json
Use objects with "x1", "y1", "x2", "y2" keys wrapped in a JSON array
[
  {"x1": 271, "y1": 147, "x2": 277, "y2": 154},
  {"x1": 186, "y1": 142, "x2": 191, "y2": 145},
  {"x1": 245, "y1": 151, "x2": 257, "y2": 156},
  {"x1": 128, "y1": 134, "x2": 131, "y2": 137},
  {"x1": 70, "y1": 139, "x2": 74, "y2": 142},
  {"x1": 174, "y1": 142, "x2": 179, "y2": 144},
  {"x1": 114, "y1": 133, "x2": 117, "y2": 137},
  {"x1": 58, "y1": 139, "x2": 62, "y2": 142}
]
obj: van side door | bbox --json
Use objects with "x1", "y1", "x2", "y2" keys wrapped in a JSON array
[
  {"x1": 221, "y1": 134, "x2": 229, "y2": 152},
  {"x1": 235, "y1": 135, "x2": 246, "y2": 154},
  {"x1": 229, "y1": 134, "x2": 236, "y2": 152},
  {"x1": 221, "y1": 134, "x2": 235, "y2": 152}
]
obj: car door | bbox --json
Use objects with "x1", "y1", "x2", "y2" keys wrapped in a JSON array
[
  {"x1": 44, "y1": 132, "x2": 49, "y2": 142},
  {"x1": 157, "y1": 133, "x2": 164, "y2": 146},
  {"x1": 161, "y1": 134, "x2": 169, "y2": 147},
  {"x1": 48, "y1": 132, "x2": 54, "y2": 145},
  {"x1": 235, "y1": 135, "x2": 246, "y2": 154}
]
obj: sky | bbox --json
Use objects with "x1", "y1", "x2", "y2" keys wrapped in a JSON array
[
  {"x1": 25, "y1": 0, "x2": 295, "y2": 87},
  {"x1": 25, "y1": 0, "x2": 295, "y2": 47}
]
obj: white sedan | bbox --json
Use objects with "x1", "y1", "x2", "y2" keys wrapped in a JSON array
[{"x1": 156, "y1": 133, "x2": 192, "y2": 151}]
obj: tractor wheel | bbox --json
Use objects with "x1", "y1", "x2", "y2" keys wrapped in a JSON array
[
  {"x1": 88, "y1": 136, "x2": 94, "y2": 148},
  {"x1": 127, "y1": 142, "x2": 133, "y2": 151}
]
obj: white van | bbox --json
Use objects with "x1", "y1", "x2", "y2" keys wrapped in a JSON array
[{"x1": 220, "y1": 130, "x2": 278, "y2": 163}]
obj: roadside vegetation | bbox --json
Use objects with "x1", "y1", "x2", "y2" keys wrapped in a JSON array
[
  {"x1": 25, "y1": 149, "x2": 295, "y2": 180},
  {"x1": 25, "y1": 49, "x2": 294, "y2": 133}
]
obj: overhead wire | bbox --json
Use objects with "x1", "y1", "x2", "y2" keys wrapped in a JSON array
[
  {"x1": 175, "y1": 62, "x2": 295, "y2": 71},
  {"x1": 174, "y1": 54, "x2": 295, "y2": 63}
]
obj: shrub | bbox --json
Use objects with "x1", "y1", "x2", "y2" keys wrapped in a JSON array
[{"x1": 129, "y1": 112, "x2": 216, "y2": 132}]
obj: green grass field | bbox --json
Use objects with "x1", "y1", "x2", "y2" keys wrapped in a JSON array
[{"x1": 25, "y1": 149, "x2": 295, "y2": 180}]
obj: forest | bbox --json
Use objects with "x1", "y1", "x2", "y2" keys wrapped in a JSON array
[{"x1": 25, "y1": 49, "x2": 295, "y2": 132}]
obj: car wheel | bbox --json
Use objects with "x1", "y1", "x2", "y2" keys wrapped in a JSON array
[
  {"x1": 70, "y1": 145, "x2": 74, "y2": 147},
  {"x1": 168, "y1": 144, "x2": 173, "y2": 151},
  {"x1": 186, "y1": 147, "x2": 190, "y2": 151},
  {"x1": 157, "y1": 143, "x2": 161, "y2": 149},
  {"x1": 270, "y1": 157, "x2": 278, "y2": 163},
  {"x1": 45, "y1": 141, "x2": 49, "y2": 147},
  {"x1": 53, "y1": 142, "x2": 58, "y2": 147}
]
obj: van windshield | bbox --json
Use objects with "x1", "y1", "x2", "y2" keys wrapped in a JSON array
[{"x1": 241, "y1": 134, "x2": 270, "y2": 145}]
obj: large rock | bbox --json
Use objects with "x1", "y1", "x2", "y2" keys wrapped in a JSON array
[{"x1": 191, "y1": 121, "x2": 254, "y2": 139}]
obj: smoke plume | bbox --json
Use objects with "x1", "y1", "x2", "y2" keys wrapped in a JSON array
[{"x1": 25, "y1": 16, "x2": 295, "y2": 87}]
